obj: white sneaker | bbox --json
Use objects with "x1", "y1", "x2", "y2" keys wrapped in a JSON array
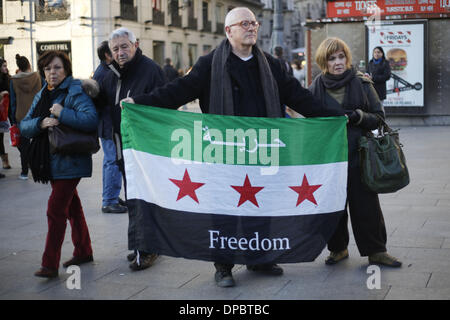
[{"x1": 18, "y1": 174, "x2": 28, "y2": 180}]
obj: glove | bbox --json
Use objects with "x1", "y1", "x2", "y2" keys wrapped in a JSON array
[{"x1": 345, "y1": 109, "x2": 362, "y2": 125}]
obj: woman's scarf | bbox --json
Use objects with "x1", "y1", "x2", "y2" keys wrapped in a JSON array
[
  {"x1": 28, "y1": 87, "x2": 57, "y2": 184},
  {"x1": 373, "y1": 58, "x2": 382, "y2": 65},
  {"x1": 310, "y1": 66, "x2": 368, "y2": 111},
  {"x1": 209, "y1": 39, "x2": 282, "y2": 117}
]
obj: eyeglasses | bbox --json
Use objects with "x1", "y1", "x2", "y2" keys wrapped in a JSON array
[{"x1": 228, "y1": 20, "x2": 260, "y2": 30}]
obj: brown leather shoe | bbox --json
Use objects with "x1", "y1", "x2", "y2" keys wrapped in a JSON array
[
  {"x1": 34, "y1": 267, "x2": 58, "y2": 278},
  {"x1": 325, "y1": 249, "x2": 349, "y2": 265},
  {"x1": 369, "y1": 252, "x2": 402, "y2": 268},
  {"x1": 63, "y1": 255, "x2": 94, "y2": 268}
]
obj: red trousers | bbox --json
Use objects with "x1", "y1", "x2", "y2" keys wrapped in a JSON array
[{"x1": 42, "y1": 179, "x2": 93, "y2": 270}]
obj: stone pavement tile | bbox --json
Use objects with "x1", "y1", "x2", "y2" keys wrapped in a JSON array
[
  {"x1": 130, "y1": 286, "x2": 241, "y2": 300},
  {"x1": 273, "y1": 283, "x2": 389, "y2": 300},
  {"x1": 437, "y1": 199, "x2": 450, "y2": 207},
  {"x1": 419, "y1": 220, "x2": 450, "y2": 237},
  {"x1": 442, "y1": 238, "x2": 450, "y2": 249},
  {"x1": 235, "y1": 266, "x2": 332, "y2": 300},
  {"x1": 0, "y1": 272, "x2": 65, "y2": 298},
  {"x1": 385, "y1": 216, "x2": 428, "y2": 233},
  {"x1": 1, "y1": 291, "x2": 52, "y2": 300},
  {"x1": 33, "y1": 280, "x2": 148, "y2": 300},
  {"x1": 391, "y1": 204, "x2": 449, "y2": 216},
  {"x1": 387, "y1": 235, "x2": 445, "y2": 249},
  {"x1": 394, "y1": 192, "x2": 450, "y2": 202},
  {"x1": 385, "y1": 287, "x2": 450, "y2": 300},
  {"x1": 95, "y1": 261, "x2": 201, "y2": 290},
  {"x1": 405, "y1": 248, "x2": 450, "y2": 262},
  {"x1": 315, "y1": 249, "x2": 413, "y2": 289},
  {"x1": 148, "y1": 256, "x2": 216, "y2": 275},
  {"x1": 426, "y1": 272, "x2": 450, "y2": 289},
  {"x1": 401, "y1": 256, "x2": 450, "y2": 274},
  {"x1": 379, "y1": 197, "x2": 438, "y2": 207},
  {"x1": 177, "y1": 266, "x2": 289, "y2": 300}
]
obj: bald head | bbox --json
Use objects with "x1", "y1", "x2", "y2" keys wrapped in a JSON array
[{"x1": 225, "y1": 7, "x2": 255, "y2": 29}]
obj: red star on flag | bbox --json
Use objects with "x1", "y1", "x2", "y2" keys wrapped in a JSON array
[
  {"x1": 169, "y1": 169, "x2": 205, "y2": 203},
  {"x1": 289, "y1": 174, "x2": 322, "y2": 206},
  {"x1": 231, "y1": 174, "x2": 264, "y2": 207}
]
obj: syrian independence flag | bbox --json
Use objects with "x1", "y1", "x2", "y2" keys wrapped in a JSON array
[{"x1": 121, "y1": 103, "x2": 348, "y2": 265}]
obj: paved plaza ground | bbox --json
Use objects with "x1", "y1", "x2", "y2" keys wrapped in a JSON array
[{"x1": 0, "y1": 123, "x2": 449, "y2": 301}]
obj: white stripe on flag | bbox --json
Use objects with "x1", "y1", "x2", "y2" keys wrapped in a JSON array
[{"x1": 124, "y1": 149, "x2": 347, "y2": 217}]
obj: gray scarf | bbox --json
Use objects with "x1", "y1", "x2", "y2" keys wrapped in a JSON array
[{"x1": 209, "y1": 39, "x2": 282, "y2": 117}]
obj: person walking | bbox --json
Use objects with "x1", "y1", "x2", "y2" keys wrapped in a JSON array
[
  {"x1": 9, "y1": 54, "x2": 42, "y2": 180},
  {"x1": 163, "y1": 58, "x2": 179, "y2": 82},
  {"x1": 291, "y1": 59, "x2": 305, "y2": 87},
  {"x1": 366, "y1": 46, "x2": 391, "y2": 104},
  {"x1": 122, "y1": 7, "x2": 344, "y2": 287},
  {"x1": 273, "y1": 46, "x2": 293, "y2": 76},
  {"x1": 97, "y1": 27, "x2": 167, "y2": 271},
  {"x1": 309, "y1": 37, "x2": 402, "y2": 268},
  {"x1": 19, "y1": 51, "x2": 99, "y2": 278},
  {"x1": 0, "y1": 58, "x2": 11, "y2": 174},
  {"x1": 93, "y1": 41, "x2": 127, "y2": 214}
]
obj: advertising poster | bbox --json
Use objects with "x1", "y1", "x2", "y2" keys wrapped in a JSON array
[{"x1": 366, "y1": 20, "x2": 426, "y2": 108}]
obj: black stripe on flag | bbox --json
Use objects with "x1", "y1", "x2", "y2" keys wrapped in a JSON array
[{"x1": 127, "y1": 199, "x2": 343, "y2": 265}]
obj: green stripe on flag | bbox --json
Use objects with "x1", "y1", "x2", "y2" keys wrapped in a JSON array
[{"x1": 121, "y1": 102, "x2": 348, "y2": 166}]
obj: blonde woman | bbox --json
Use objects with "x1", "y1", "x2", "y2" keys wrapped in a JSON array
[{"x1": 309, "y1": 37, "x2": 402, "y2": 267}]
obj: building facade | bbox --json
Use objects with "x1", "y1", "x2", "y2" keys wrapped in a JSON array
[{"x1": 0, "y1": 0, "x2": 263, "y2": 78}]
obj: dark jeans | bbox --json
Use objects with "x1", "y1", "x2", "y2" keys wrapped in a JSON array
[
  {"x1": 0, "y1": 132, "x2": 5, "y2": 155},
  {"x1": 101, "y1": 138, "x2": 122, "y2": 206},
  {"x1": 17, "y1": 136, "x2": 30, "y2": 174},
  {"x1": 42, "y1": 179, "x2": 93, "y2": 270},
  {"x1": 327, "y1": 166, "x2": 387, "y2": 256}
]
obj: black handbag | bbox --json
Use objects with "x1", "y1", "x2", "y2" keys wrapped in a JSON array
[
  {"x1": 48, "y1": 124, "x2": 100, "y2": 155},
  {"x1": 358, "y1": 117, "x2": 409, "y2": 193},
  {"x1": 47, "y1": 91, "x2": 100, "y2": 155}
]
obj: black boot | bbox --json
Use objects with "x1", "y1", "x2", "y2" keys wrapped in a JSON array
[{"x1": 214, "y1": 263, "x2": 235, "y2": 287}]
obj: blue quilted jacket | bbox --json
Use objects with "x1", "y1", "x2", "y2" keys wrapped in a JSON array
[{"x1": 19, "y1": 76, "x2": 99, "y2": 179}]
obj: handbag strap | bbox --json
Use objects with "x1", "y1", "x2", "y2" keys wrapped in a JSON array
[{"x1": 374, "y1": 114, "x2": 395, "y2": 137}]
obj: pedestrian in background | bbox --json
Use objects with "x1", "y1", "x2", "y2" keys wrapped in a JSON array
[
  {"x1": 93, "y1": 41, "x2": 127, "y2": 214},
  {"x1": 163, "y1": 58, "x2": 179, "y2": 82},
  {"x1": 9, "y1": 54, "x2": 42, "y2": 180},
  {"x1": 309, "y1": 37, "x2": 402, "y2": 268},
  {"x1": 291, "y1": 59, "x2": 305, "y2": 87},
  {"x1": 19, "y1": 51, "x2": 99, "y2": 278},
  {"x1": 366, "y1": 46, "x2": 391, "y2": 104},
  {"x1": 0, "y1": 58, "x2": 11, "y2": 174},
  {"x1": 273, "y1": 46, "x2": 293, "y2": 76}
]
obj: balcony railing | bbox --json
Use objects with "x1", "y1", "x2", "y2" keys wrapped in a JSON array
[
  {"x1": 121, "y1": 3, "x2": 137, "y2": 21},
  {"x1": 202, "y1": 20, "x2": 211, "y2": 32},
  {"x1": 153, "y1": 8, "x2": 165, "y2": 25},
  {"x1": 215, "y1": 22, "x2": 224, "y2": 34},
  {"x1": 170, "y1": 14, "x2": 182, "y2": 28},
  {"x1": 187, "y1": 17, "x2": 197, "y2": 30}
]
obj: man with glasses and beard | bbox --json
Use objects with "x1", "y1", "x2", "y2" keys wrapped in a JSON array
[{"x1": 121, "y1": 7, "x2": 343, "y2": 287}]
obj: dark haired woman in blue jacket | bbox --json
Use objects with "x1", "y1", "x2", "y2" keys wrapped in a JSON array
[{"x1": 20, "y1": 51, "x2": 98, "y2": 278}]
